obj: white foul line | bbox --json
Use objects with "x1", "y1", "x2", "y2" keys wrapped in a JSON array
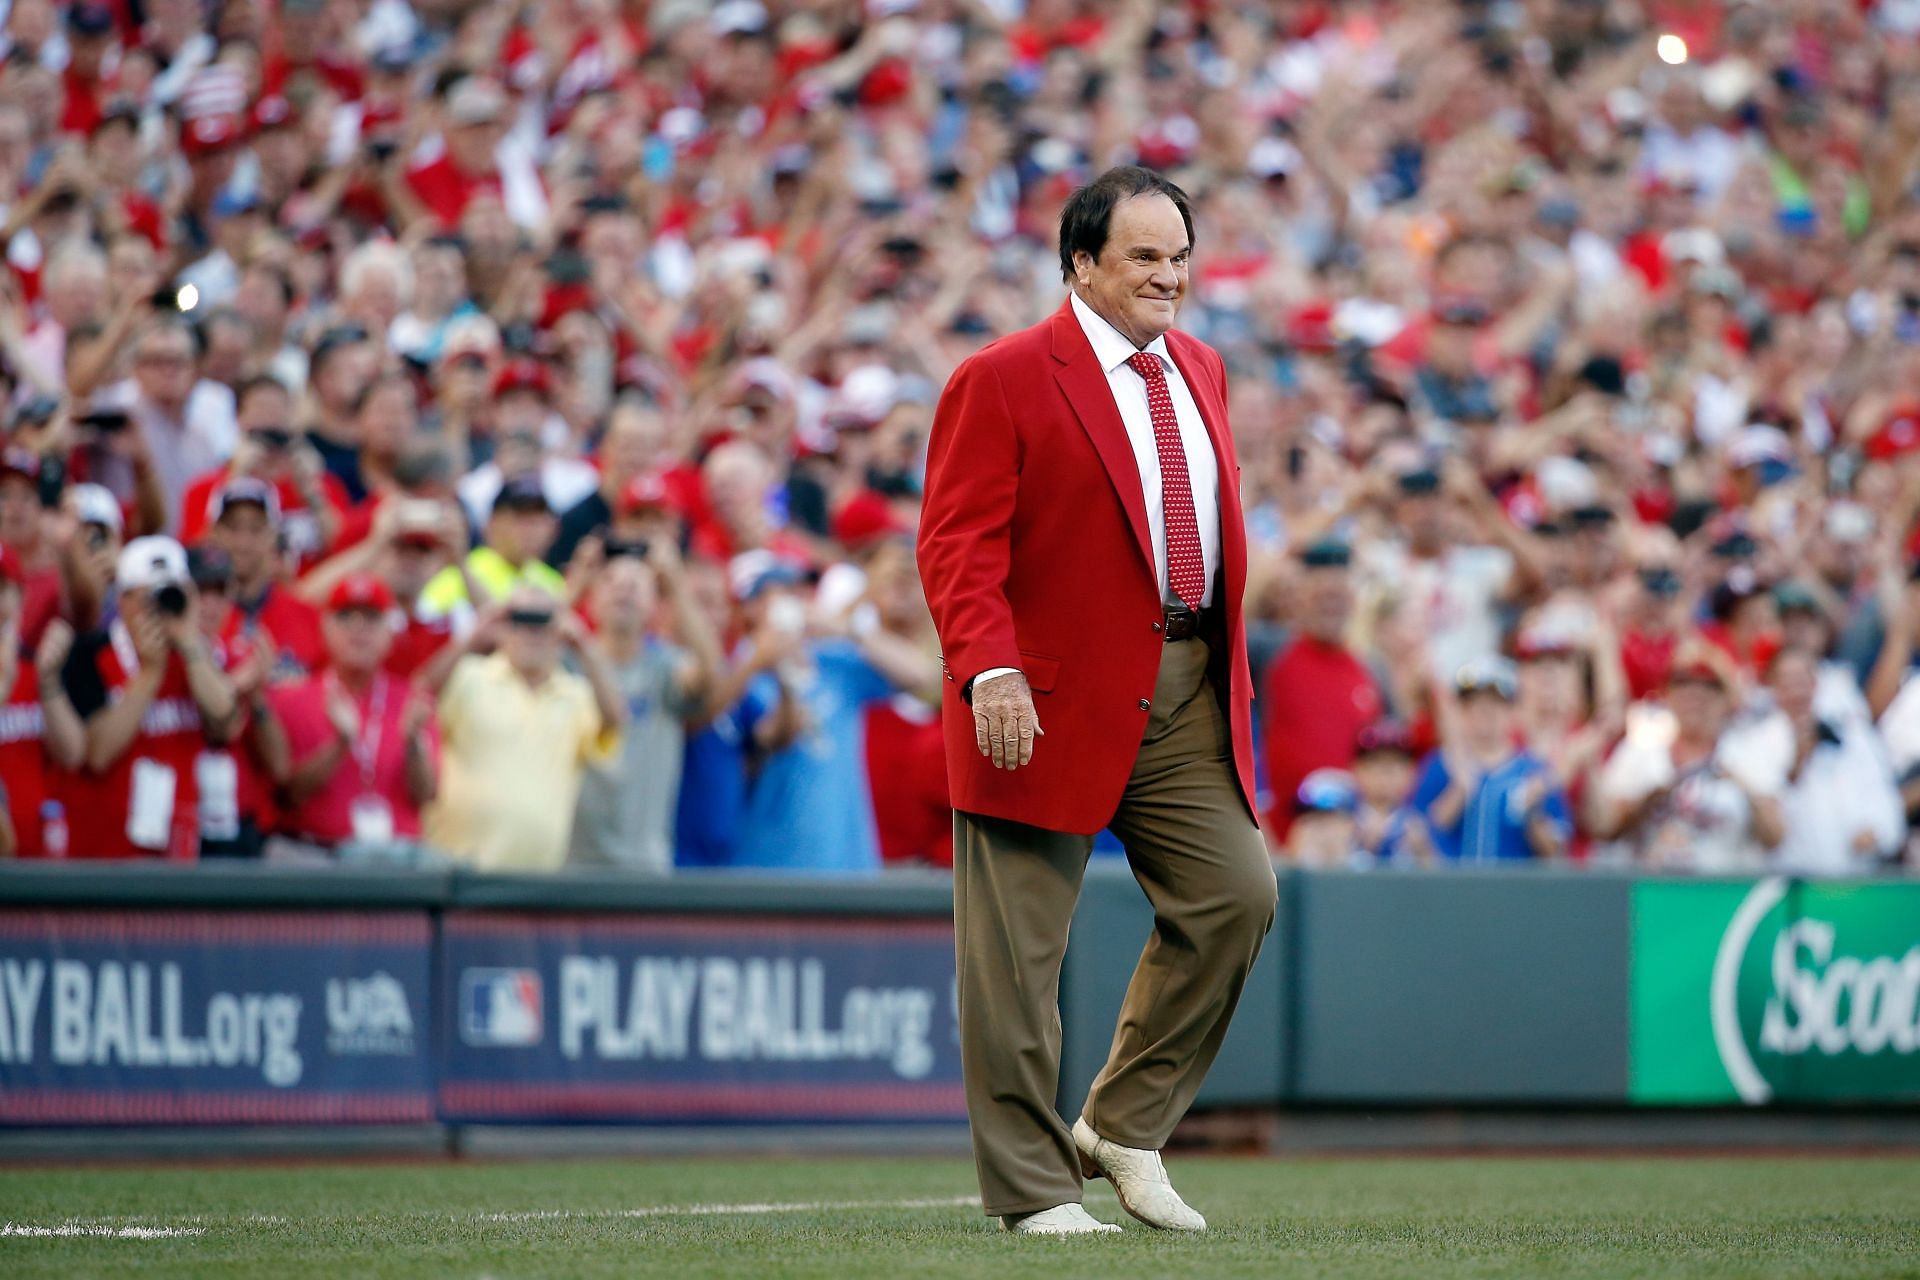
[
  {"x1": 0, "y1": 1196, "x2": 978, "y2": 1241},
  {"x1": 475, "y1": 1195, "x2": 979, "y2": 1223},
  {"x1": 1, "y1": 1221, "x2": 205, "y2": 1239}
]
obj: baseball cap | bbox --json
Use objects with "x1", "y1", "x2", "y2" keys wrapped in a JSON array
[
  {"x1": 0, "y1": 447, "x2": 38, "y2": 482},
  {"x1": 617, "y1": 471, "x2": 675, "y2": 516},
  {"x1": 71, "y1": 482, "x2": 123, "y2": 532},
  {"x1": 116, "y1": 536, "x2": 189, "y2": 592},
  {"x1": 830, "y1": 489, "x2": 908, "y2": 548},
  {"x1": 1455, "y1": 655, "x2": 1519, "y2": 701},
  {"x1": 1515, "y1": 624, "x2": 1579, "y2": 661},
  {"x1": 728, "y1": 549, "x2": 807, "y2": 603},
  {"x1": 211, "y1": 188, "x2": 261, "y2": 219},
  {"x1": 327, "y1": 573, "x2": 395, "y2": 614},
  {"x1": 213, "y1": 477, "x2": 281, "y2": 524},
  {"x1": 492, "y1": 358, "x2": 553, "y2": 400},
  {"x1": 1668, "y1": 656, "x2": 1731, "y2": 691},
  {"x1": 1773, "y1": 580, "x2": 1820, "y2": 616},
  {"x1": 186, "y1": 544, "x2": 232, "y2": 589},
  {"x1": 1355, "y1": 719, "x2": 1414, "y2": 758},
  {"x1": 251, "y1": 95, "x2": 294, "y2": 133},
  {"x1": 1299, "y1": 539, "x2": 1351, "y2": 569},
  {"x1": 181, "y1": 113, "x2": 242, "y2": 157},
  {"x1": 1295, "y1": 769, "x2": 1360, "y2": 817},
  {"x1": 492, "y1": 472, "x2": 550, "y2": 514},
  {"x1": 1865, "y1": 408, "x2": 1920, "y2": 461},
  {"x1": 446, "y1": 77, "x2": 508, "y2": 127},
  {"x1": 66, "y1": 4, "x2": 114, "y2": 37},
  {"x1": 1729, "y1": 425, "x2": 1792, "y2": 470}
]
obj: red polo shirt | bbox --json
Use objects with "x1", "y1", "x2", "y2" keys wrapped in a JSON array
[
  {"x1": 219, "y1": 583, "x2": 327, "y2": 681},
  {"x1": 268, "y1": 671, "x2": 438, "y2": 845},
  {"x1": 0, "y1": 665, "x2": 51, "y2": 855},
  {"x1": 1260, "y1": 635, "x2": 1383, "y2": 837}
]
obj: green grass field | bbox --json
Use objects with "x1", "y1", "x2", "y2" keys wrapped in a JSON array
[{"x1": 2, "y1": 1153, "x2": 1917, "y2": 1279}]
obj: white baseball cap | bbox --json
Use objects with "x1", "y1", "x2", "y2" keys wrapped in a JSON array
[{"x1": 116, "y1": 535, "x2": 189, "y2": 593}]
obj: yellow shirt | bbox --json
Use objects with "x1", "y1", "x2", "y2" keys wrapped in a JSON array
[
  {"x1": 425, "y1": 653, "x2": 620, "y2": 871},
  {"x1": 420, "y1": 547, "x2": 568, "y2": 616}
]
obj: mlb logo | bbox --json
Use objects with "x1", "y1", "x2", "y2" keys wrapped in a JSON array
[{"x1": 460, "y1": 968, "x2": 544, "y2": 1047}]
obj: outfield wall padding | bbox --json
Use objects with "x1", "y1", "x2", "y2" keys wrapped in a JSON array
[{"x1": 0, "y1": 864, "x2": 1911, "y2": 1126}]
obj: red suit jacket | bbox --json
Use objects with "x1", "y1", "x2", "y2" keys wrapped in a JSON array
[{"x1": 917, "y1": 298, "x2": 1259, "y2": 834}]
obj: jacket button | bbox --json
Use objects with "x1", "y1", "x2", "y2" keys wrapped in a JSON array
[
  {"x1": 1138, "y1": 698, "x2": 1151, "y2": 711},
  {"x1": 1151, "y1": 621, "x2": 1163, "y2": 633}
]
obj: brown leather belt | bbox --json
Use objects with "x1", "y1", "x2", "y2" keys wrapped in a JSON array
[{"x1": 1163, "y1": 607, "x2": 1205, "y2": 641}]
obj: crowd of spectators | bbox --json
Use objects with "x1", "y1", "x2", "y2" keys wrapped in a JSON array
[{"x1": 0, "y1": 0, "x2": 1918, "y2": 877}]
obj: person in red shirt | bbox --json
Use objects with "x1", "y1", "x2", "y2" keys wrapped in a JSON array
[
  {"x1": 1261, "y1": 540, "x2": 1383, "y2": 839},
  {"x1": 0, "y1": 444, "x2": 63, "y2": 650},
  {"x1": 0, "y1": 550, "x2": 84, "y2": 856},
  {"x1": 207, "y1": 478, "x2": 327, "y2": 680},
  {"x1": 404, "y1": 78, "x2": 512, "y2": 229},
  {"x1": 57, "y1": 6, "x2": 116, "y2": 137},
  {"x1": 63, "y1": 536, "x2": 238, "y2": 858},
  {"x1": 180, "y1": 375, "x2": 347, "y2": 568},
  {"x1": 269, "y1": 574, "x2": 439, "y2": 849}
]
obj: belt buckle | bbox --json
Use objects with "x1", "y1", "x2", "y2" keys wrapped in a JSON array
[{"x1": 1164, "y1": 608, "x2": 1198, "y2": 641}]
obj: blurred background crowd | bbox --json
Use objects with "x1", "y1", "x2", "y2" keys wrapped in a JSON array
[{"x1": 1, "y1": 0, "x2": 1919, "y2": 876}]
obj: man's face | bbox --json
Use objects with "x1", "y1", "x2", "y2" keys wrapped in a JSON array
[
  {"x1": 497, "y1": 389, "x2": 546, "y2": 435},
  {"x1": 448, "y1": 119, "x2": 503, "y2": 173},
  {"x1": 238, "y1": 384, "x2": 292, "y2": 437},
  {"x1": 1354, "y1": 752, "x2": 1413, "y2": 809},
  {"x1": 135, "y1": 329, "x2": 196, "y2": 405},
  {"x1": 1396, "y1": 493, "x2": 1445, "y2": 551},
  {"x1": 1288, "y1": 811, "x2": 1357, "y2": 867},
  {"x1": 1769, "y1": 654, "x2": 1818, "y2": 722},
  {"x1": 591, "y1": 556, "x2": 658, "y2": 632},
  {"x1": 489, "y1": 503, "x2": 555, "y2": 565},
  {"x1": 600, "y1": 409, "x2": 661, "y2": 485},
  {"x1": 0, "y1": 473, "x2": 36, "y2": 545},
  {"x1": 316, "y1": 341, "x2": 374, "y2": 411},
  {"x1": 1300, "y1": 565, "x2": 1352, "y2": 643},
  {"x1": 501, "y1": 594, "x2": 560, "y2": 676},
  {"x1": 1073, "y1": 193, "x2": 1189, "y2": 348},
  {"x1": 212, "y1": 503, "x2": 275, "y2": 580},
  {"x1": 324, "y1": 606, "x2": 392, "y2": 672},
  {"x1": 1459, "y1": 692, "x2": 1514, "y2": 753},
  {"x1": 1668, "y1": 679, "x2": 1727, "y2": 738}
]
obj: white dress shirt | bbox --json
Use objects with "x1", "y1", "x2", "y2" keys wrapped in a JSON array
[{"x1": 973, "y1": 292, "x2": 1221, "y2": 693}]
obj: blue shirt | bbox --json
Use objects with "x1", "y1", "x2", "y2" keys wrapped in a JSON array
[
  {"x1": 674, "y1": 704, "x2": 750, "y2": 868},
  {"x1": 1405, "y1": 749, "x2": 1569, "y2": 862},
  {"x1": 731, "y1": 639, "x2": 893, "y2": 874}
]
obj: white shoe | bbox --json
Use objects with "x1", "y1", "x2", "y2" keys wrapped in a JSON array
[
  {"x1": 1073, "y1": 1117, "x2": 1207, "y2": 1231},
  {"x1": 1000, "y1": 1203, "x2": 1122, "y2": 1235}
]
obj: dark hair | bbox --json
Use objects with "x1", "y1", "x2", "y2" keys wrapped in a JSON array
[
  {"x1": 235, "y1": 373, "x2": 291, "y2": 413},
  {"x1": 1057, "y1": 165, "x2": 1194, "y2": 284}
]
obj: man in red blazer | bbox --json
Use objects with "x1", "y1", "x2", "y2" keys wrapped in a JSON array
[{"x1": 918, "y1": 167, "x2": 1276, "y2": 1236}]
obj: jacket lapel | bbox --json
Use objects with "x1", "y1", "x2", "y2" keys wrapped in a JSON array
[{"x1": 1050, "y1": 301, "x2": 1154, "y2": 576}]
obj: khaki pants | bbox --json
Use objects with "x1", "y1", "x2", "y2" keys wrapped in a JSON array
[{"x1": 952, "y1": 635, "x2": 1278, "y2": 1216}]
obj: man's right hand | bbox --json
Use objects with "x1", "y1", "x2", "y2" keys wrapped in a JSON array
[{"x1": 973, "y1": 672, "x2": 1043, "y2": 771}]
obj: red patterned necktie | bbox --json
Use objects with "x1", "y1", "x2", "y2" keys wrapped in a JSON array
[{"x1": 1126, "y1": 351, "x2": 1205, "y2": 608}]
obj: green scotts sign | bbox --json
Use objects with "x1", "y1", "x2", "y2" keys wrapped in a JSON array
[{"x1": 1631, "y1": 879, "x2": 1920, "y2": 1103}]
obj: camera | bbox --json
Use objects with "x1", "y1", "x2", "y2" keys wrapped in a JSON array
[
  {"x1": 604, "y1": 538, "x2": 650, "y2": 561},
  {"x1": 154, "y1": 581, "x2": 190, "y2": 617}
]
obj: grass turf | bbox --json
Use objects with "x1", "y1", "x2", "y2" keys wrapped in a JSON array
[{"x1": 1, "y1": 1153, "x2": 1917, "y2": 1279}]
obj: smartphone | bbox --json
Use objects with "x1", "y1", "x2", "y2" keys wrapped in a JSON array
[
  {"x1": 35, "y1": 452, "x2": 64, "y2": 509},
  {"x1": 604, "y1": 538, "x2": 651, "y2": 561}
]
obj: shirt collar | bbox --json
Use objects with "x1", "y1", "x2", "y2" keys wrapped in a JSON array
[{"x1": 1069, "y1": 290, "x2": 1172, "y2": 377}]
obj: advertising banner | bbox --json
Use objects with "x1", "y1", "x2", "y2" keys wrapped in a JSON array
[
  {"x1": 1630, "y1": 879, "x2": 1920, "y2": 1104},
  {"x1": 438, "y1": 912, "x2": 965, "y2": 1123},
  {"x1": 0, "y1": 909, "x2": 434, "y2": 1124}
]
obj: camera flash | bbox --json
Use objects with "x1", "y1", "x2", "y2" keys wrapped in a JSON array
[{"x1": 1657, "y1": 34, "x2": 1688, "y2": 65}]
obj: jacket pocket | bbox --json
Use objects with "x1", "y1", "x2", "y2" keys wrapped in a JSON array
[{"x1": 1018, "y1": 651, "x2": 1062, "y2": 693}]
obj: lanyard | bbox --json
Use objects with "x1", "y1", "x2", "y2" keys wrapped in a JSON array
[{"x1": 329, "y1": 673, "x2": 388, "y2": 787}]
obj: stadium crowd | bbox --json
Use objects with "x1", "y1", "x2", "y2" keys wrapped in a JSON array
[{"x1": 0, "y1": 0, "x2": 1918, "y2": 876}]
